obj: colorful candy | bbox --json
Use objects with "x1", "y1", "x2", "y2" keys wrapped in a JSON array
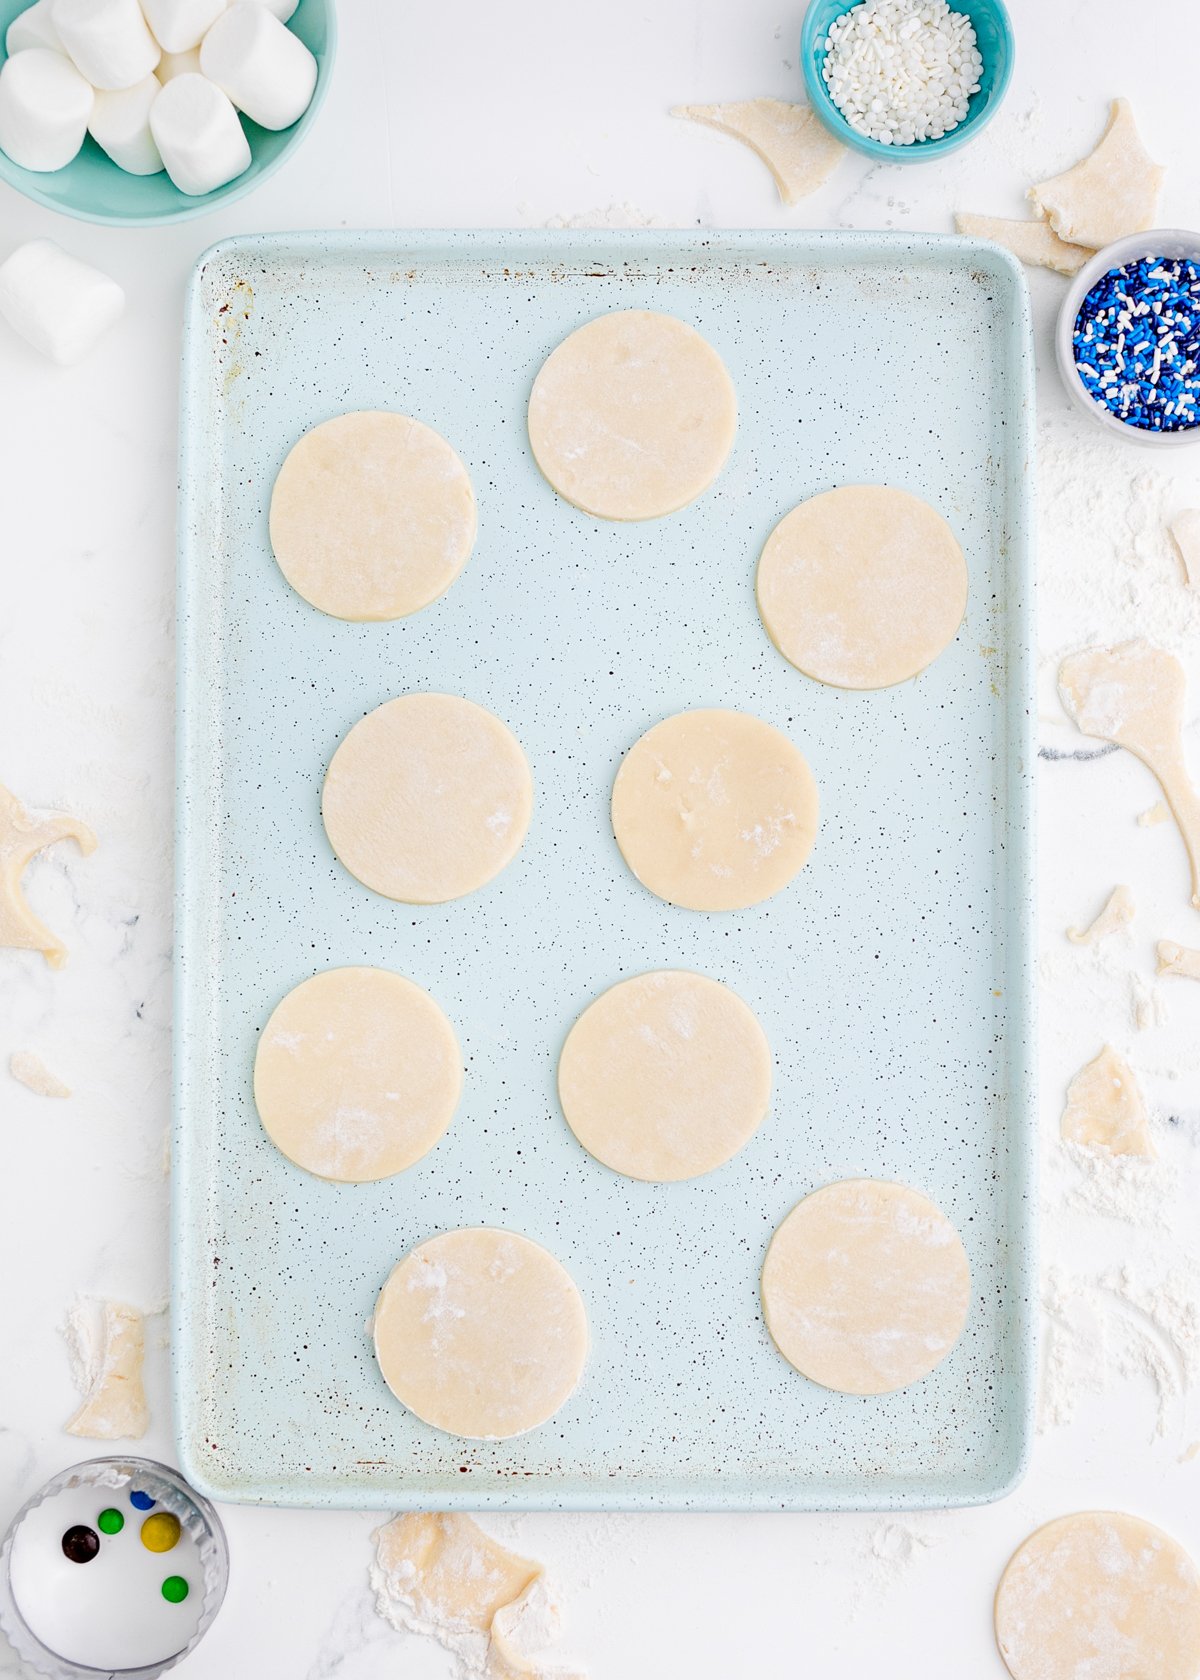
[
  {"x1": 161, "y1": 1575, "x2": 189, "y2": 1603},
  {"x1": 61, "y1": 1525, "x2": 99, "y2": 1563},
  {"x1": 140, "y1": 1512, "x2": 181, "y2": 1553},
  {"x1": 97, "y1": 1508, "x2": 124, "y2": 1535},
  {"x1": 1072, "y1": 256, "x2": 1200, "y2": 433}
]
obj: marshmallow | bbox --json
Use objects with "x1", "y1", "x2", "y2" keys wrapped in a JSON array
[
  {"x1": 52, "y1": 0, "x2": 160, "y2": 90},
  {"x1": 5, "y1": 0, "x2": 65, "y2": 56},
  {"x1": 200, "y1": 3, "x2": 315, "y2": 130},
  {"x1": 157, "y1": 45, "x2": 202, "y2": 80},
  {"x1": 0, "y1": 239, "x2": 124, "y2": 365},
  {"x1": 141, "y1": 0, "x2": 226, "y2": 54},
  {"x1": 149, "y1": 71, "x2": 249, "y2": 194},
  {"x1": 0, "y1": 48, "x2": 92, "y2": 171},
  {"x1": 89, "y1": 73, "x2": 163, "y2": 173},
  {"x1": 243, "y1": 0, "x2": 298, "y2": 18}
]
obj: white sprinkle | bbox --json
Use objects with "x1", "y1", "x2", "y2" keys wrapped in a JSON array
[{"x1": 822, "y1": 0, "x2": 984, "y2": 145}]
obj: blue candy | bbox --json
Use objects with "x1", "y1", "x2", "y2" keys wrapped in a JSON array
[{"x1": 1072, "y1": 256, "x2": 1200, "y2": 433}]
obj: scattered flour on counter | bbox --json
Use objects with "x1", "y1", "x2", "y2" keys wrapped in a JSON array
[
  {"x1": 1131, "y1": 971, "x2": 1169, "y2": 1031},
  {"x1": 1056, "y1": 1138, "x2": 1175, "y2": 1225},
  {"x1": 542, "y1": 203, "x2": 663, "y2": 229},
  {"x1": 869, "y1": 1522, "x2": 935, "y2": 1576},
  {"x1": 1041, "y1": 1263, "x2": 1200, "y2": 1440},
  {"x1": 1035, "y1": 415, "x2": 1200, "y2": 745}
]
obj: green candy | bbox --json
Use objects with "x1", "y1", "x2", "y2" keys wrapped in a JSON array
[
  {"x1": 97, "y1": 1508, "x2": 124, "y2": 1535},
  {"x1": 161, "y1": 1575, "x2": 189, "y2": 1604}
]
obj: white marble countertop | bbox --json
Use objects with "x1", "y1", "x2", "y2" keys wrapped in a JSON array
[{"x1": 3, "y1": 1, "x2": 1200, "y2": 1673}]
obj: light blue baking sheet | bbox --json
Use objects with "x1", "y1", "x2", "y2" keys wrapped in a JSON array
[{"x1": 172, "y1": 229, "x2": 1036, "y2": 1511}]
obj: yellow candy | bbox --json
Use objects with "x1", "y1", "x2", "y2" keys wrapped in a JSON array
[{"x1": 140, "y1": 1512, "x2": 181, "y2": 1553}]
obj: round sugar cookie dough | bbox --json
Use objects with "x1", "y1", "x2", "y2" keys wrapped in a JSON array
[
  {"x1": 269, "y1": 411, "x2": 477, "y2": 621},
  {"x1": 611, "y1": 708, "x2": 818, "y2": 912},
  {"x1": 761, "y1": 1179, "x2": 971, "y2": 1395},
  {"x1": 527, "y1": 309, "x2": 737, "y2": 520},
  {"x1": 374, "y1": 1228, "x2": 589, "y2": 1439},
  {"x1": 757, "y1": 484, "x2": 968, "y2": 689},
  {"x1": 254, "y1": 967, "x2": 461, "y2": 1182},
  {"x1": 995, "y1": 1511, "x2": 1200, "y2": 1680},
  {"x1": 322, "y1": 693, "x2": 532, "y2": 904},
  {"x1": 558, "y1": 970, "x2": 772, "y2": 1182}
]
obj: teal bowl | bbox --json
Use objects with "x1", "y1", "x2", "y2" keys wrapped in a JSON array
[
  {"x1": 800, "y1": 0, "x2": 1013, "y2": 163},
  {"x1": 0, "y1": 0, "x2": 335, "y2": 225}
]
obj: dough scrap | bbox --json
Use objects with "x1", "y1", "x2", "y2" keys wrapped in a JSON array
[
  {"x1": 994, "y1": 1511, "x2": 1200, "y2": 1680},
  {"x1": 761, "y1": 1179, "x2": 971, "y2": 1395},
  {"x1": 1138, "y1": 801, "x2": 1170, "y2": 828},
  {"x1": 1066, "y1": 884, "x2": 1134, "y2": 945},
  {"x1": 1170, "y1": 509, "x2": 1200, "y2": 588},
  {"x1": 1028, "y1": 98, "x2": 1164, "y2": 249},
  {"x1": 1061, "y1": 1044, "x2": 1154, "y2": 1159},
  {"x1": 1157, "y1": 940, "x2": 1200, "y2": 980},
  {"x1": 371, "y1": 1513, "x2": 584, "y2": 1680},
  {"x1": 254, "y1": 967, "x2": 461, "y2": 1182},
  {"x1": 0, "y1": 783, "x2": 96, "y2": 969},
  {"x1": 611, "y1": 708, "x2": 818, "y2": 912},
  {"x1": 9, "y1": 1050, "x2": 70, "y2": 1097},
  {"x1": 322, "y1": 694, "x2": 532, "y2": 904},
  {"x1": 373, "y1": 1228, "x2": 588, "y2": 1440},
  {"x1": 757, "y1": 485, "x2": 968, "y2": 690},
  {"x1": 1059, "y1": 641, "x2": 1200, "y2": 909},
  {"x1": 269, "y1": 411, "x2": 476, "y2": 622},
  {"x1": 954, "y1": 211, "x2": 1094, "y2": 276},
  {"x1": 557, "y1": 970, "x2": 771, "y2": 1181},
  {"x1": 63, "y1": 1299, "x2": 149, "y2": 1441},
  {"x1": 528, "y1": 310, "x2": 736, "y2": 521},
  {"x1": 671, "y1": 98, "x2": 845, "y2": 205}
]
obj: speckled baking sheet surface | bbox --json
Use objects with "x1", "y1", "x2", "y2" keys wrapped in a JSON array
[{"x1": 173, "y1": 230, "x2": 1036, "y2": 1511}]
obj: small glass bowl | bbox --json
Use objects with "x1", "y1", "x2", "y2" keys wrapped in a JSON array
[
  {"x1": 1056, "y1": 229, "x2": 1200, "y2": 450},
  {"x1": 0, "y1": 1457, "x2": 229, "y2": 1680}
]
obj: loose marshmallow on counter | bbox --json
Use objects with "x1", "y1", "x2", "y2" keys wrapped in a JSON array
[
  {"x1": 89, "y1": 73, "x2": 163, "y2": 173},
  {"x1": 0, "y1": 47, "x2": 91, "y2": 170},
  {"x1": 0, "y1": 239, "x2": 124, "y2": 365},
  {"x1": 51, "y1": 0, "x2": 160, "y2": 90},
  {"x1": 141, "y1": 0, "x2": 226, "y2": 54},
  {"x1": 156, "y1": 44, "x2": 202, "y2": 80},
  {"x1": 149, "y1": 71, "x2": 249, "y2": 194},
  {"x1": 5, "y1": 0, "x2": 65, "y2": 56},
  {"x1": 200, "y1": 3, "x2": 315, "y2": 129}
]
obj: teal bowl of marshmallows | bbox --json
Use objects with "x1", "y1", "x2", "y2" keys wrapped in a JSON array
[
  {"x1": 800, "y1": 0, "x2": 1013, "y2": 163},
  {"x1": 0, "y1": 0, "x2": 335, "y2": 226}
]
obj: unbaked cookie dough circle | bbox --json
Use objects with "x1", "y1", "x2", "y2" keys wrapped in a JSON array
[
  {"x1": 757, "y1": 485, "x2": 968, "y2": 689},
  {"x1": 254, "y1": 967, "x2": 461, "y2": 1183},
  {"x1": 528, "y1": 310, "x2": 737, "y2": 520},
  {"x1": 994, "y1": 1512, "x2": 1200, "y2": 1680},
  {"x1": 322, "y1": 693, "x2": 532, "y2": 904},
  {"x1": 558, "y1": 970, "x2": 772, "y2": 1182},
  {"x1": 374, "y1": 1228, "x2": 589, "y2": 1439},
  {"x1": 269, "y1": 411, "x2": 477, "y2": 621},
  {"x1": 611, "y1": 708, "x2": 818, "y2": 912},
  {"x1": 762, "y1": 1179, "x2": 971, "y2": 1394}
]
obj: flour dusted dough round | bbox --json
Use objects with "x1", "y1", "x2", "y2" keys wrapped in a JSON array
[
  {"x1": 254, "y1": 967, "x2": 460, "y2": 1182},
  {"x1": 994, "y1": 1511, "x2": 1200, "y2": 1680},
  {"x1": 611, "y1": 708, "x2": 818, "y2": 911},
  {"x1": 762, "y1": 1179, "x2": 971, "y2": 1394},
  {"x1": 269, "y1": 411, "x2": 476, "y2": 621},
  {"x1": 322, "y1": 694, "x2": 532, "y2": 904},
  {"x1": 757, "y1": 485, "x2": 968, "y2": 689},
  {"x1": 528, "y1": 310, "x2": 736, "y2": 520},
  {"x1": 558, "y1": 970, "x2": 771, "y2": 1181},
  {"x1": 374, "y1": 1228, "x2": 588, "y2": 1439}
]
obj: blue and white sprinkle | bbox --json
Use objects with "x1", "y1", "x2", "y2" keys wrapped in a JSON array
[{"x1": 1073, "y1": 256, "x2": 1200, "y2": 433}]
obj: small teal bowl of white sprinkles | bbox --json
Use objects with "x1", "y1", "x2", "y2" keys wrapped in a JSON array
[{"x1": 800, "y1": 0, "x2": 1014, "y2": 163}]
